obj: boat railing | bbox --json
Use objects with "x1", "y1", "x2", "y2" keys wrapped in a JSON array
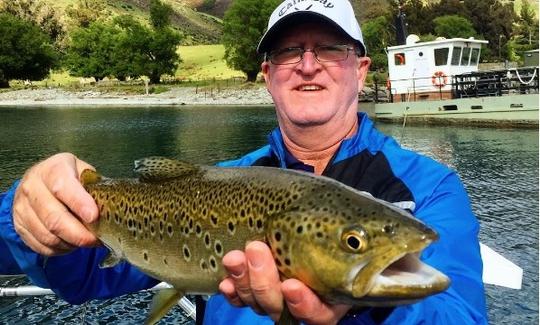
[{"x1": 371, "y1": 66, "x2": 539, "y2": 103}]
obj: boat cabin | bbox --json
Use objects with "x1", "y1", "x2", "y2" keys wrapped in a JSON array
[{"x1": 386, "y1": 35, "x2": 488, "y2": 101}]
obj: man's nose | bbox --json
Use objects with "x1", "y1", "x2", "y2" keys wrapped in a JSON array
[{"x1": 298, "y1": 50, "x2": 321, "y2": 73}]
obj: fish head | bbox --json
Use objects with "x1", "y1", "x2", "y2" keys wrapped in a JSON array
[{"x1": 266, "y1": 193, "x2": 449, "y2": 306}]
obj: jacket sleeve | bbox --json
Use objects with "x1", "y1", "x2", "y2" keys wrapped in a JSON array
[
  {"x1": 382, "y1": 172, "x2": 488, "y2": 324},
  {"x1": 0, "y1": 181, "x2": 159, "y2": 304}
]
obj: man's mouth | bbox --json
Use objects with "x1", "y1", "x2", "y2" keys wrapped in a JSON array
[{"x1": 296, "y1": 84, "x2": 324, "y2": 91}]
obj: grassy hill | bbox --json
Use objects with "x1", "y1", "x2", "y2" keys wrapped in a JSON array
[{"x1": 44, "y1": 0, "x2": 224, "y2": 44}]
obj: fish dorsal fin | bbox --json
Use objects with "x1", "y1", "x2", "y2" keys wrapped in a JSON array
[
  {"x1": 134, "y1": 157, "x2": 199, "y2": 182},
  {"x1": 80, "y1": 169, "x2": 102, "y2": 186},
  {"x1": 145, "y1": 288, "x2": 184, "y2": 325}
]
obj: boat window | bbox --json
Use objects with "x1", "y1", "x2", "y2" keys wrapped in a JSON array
[
  {"x1": 461, "y1": 47, "x2": 471, "y2": 66},
  {"x1": 451, "y1": 47, "x2": 462, "y2": 65},
  {"x1": 394, "y1": 53, "x2": 406, "y2": 66},
  {"x1": 470, "y1": 48, "x2": 480, "y2": 66},
  {"x1": 434, "y1": 48, "x2": 449, "y2": 66}
]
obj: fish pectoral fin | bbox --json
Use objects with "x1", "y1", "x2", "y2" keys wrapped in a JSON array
[
  {"x1": 134, "y1": 157, "x2": 200, "y2": 182},
  {"x1": 275, "y1": 303, "x2": 300, "y2": 325},
  {"x1": 80, "y1": 169, "x2": 102, "y2": 186},
  {"x1": 99, "y1": 250, "x2": 122, "y2": 268},
  {"x1": 145, "y1": 288, "x2": 184, "y2": 325}
]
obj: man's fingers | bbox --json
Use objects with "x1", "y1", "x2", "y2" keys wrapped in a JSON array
[
  {"x1": 246, "y1": 241, "x2": 283, "y2": 321},
  {"x1": 13, "y1": 195, "x2": 76, "y2": 253},
  {"x1": 41, "y1": 153, "x2": 98, "y2": 223},
  {"x1": 27, "y1": 183, "x2": 98, "y2": 248},
  {"x1": 218, "y1": 278, "x2": 244, "y2": 307},
  {"x1": 222, "y1": 249, "x2": 265, "y2": 313},
  {"x1": 282, "y1": 279, "x2": 350, "y2": 325}
]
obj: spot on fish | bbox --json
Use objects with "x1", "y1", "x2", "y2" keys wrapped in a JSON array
[
  {"x1": 256, "y1": 219, "x2": 263, "y2": 230},
  {"x1": 274, "y1": 232, "x2": 281, "y2": 242},
  {"x1": 200, "y1": 259, "x2": 208, "y2": 271},
  {"x1": 209, "y1": 256, "x2": 218, "y2": 272},
  {"x1": 204, "y1": 232, "x2": 211, "y2": 249},
  {"x1": 163, "y1": 258, "x2": 168, "y2": 266},
  {"x1": 183, "y1": 244, "x2": 191, "y2": 262},
  {"x1": 210, "y1": 214, "x2": 218, "y2": 227},
  {"x1": 195, "y1": 223, "x2": 203, "y2": 237},
  {"x1": 227, "y1": 221, "x2": 235, "y2": 235},
  {"x1": 214, "y1": 240, "x2": 223, "y2": 257},
  {"x1": 284, "y1": 258, "x2": 291, "y2": 266},
  {"x1": 167, "y1": 224, "x2": 174, "y2": 237},
  {"x1": 143, "y1": 251, "x2": 149, "y2": 263},
  {"x1": 296, "y1": 225, "x2": 303, "y2": 234}
]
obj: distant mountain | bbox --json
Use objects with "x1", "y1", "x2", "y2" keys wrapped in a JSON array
[{"x1": 39, "y1": 0, "x2": 537, "y2": 45}]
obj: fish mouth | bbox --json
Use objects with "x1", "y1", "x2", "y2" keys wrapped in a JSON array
[{"x1": 356, "y1": 252, "x2": 450, "y2": 305}]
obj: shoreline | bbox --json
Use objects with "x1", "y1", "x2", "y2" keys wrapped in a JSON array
[{"x1": 0, "y1": 86, "x2": 274, "y2": 107}]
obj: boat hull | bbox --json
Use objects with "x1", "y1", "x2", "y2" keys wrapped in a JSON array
[{"x1": 374, "y1": 94, "x2": 539, "y2": 128}]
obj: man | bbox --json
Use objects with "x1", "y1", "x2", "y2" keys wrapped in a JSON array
[{"x1": 0, "y1": 0, "x2": 487, "y2": 324}]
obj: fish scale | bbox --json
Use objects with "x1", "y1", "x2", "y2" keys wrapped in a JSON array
[{"x1": 81, "y1": 157, "x2": 449, "y2": 324}]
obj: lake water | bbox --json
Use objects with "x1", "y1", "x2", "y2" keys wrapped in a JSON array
[{"x1": 0, "y1": 105, "x2": 537, "y2": 324}]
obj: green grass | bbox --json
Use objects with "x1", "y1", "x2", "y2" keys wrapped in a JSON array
[{"x1": 176, "y1": 45, "x2": 246, "y2": 81}]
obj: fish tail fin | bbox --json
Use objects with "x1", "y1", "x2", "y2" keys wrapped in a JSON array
[
  {"x1": 80, "y1": 169, "x2": 102, "y2": 186},
  {"x1": 145, "y1": 288, "x2": 184, "y2": 325}
]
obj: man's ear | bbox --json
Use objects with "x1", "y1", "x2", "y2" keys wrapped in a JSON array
[
  {"x1": 261, "y1": 61, "x2": 271, "y2": 87},
  {"x1": 356, "y1": 57, "x2": 371, "y2": 90}
]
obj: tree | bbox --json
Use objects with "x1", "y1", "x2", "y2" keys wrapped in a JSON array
[
  {"x1": 64, "y1": 21, "x2": 120, "y2": 81},
  {"x1": 433, "y1": 15, "x2": 477, "y2": 39},
  {"x1": 0, "y1": 0, "x2": 66, "y2": 51},
  {"x1": 222, "y1": 0, "x2": 281, "y2": 82},
  {"x1": 145, "y1": 0, "x2": 182, "y2": 83},
  {"x1": 513, "y1": 0, "x2": 539, "y2": 50},
  {"x1": 149, "y1": 0, "x2": 172, "y2": 28},
  {"x1": 65, "y1": 0, "x2": 181, "y2": 84},
  {"x1": 362, "y1": 16, "x2": 393, "y2": 70},
  {"x1": 112, "y1": 15, "x2": 152, "y2": 80},
  {"x1": 400, "y1": 0, "x2": 433, "y2": 36},
  {"x1": 0, "y1": 13, "x2": 58, "y2": 87},
  {"x1": 65, "y1": 0, "x2": 109, "y2": 28},
  {"x1": 462, "y1": 0, "x2": 516, "y2": 60}
]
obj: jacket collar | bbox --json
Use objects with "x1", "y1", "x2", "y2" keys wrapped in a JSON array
[{"x1": 268, "y1": 112, "x2": 374, "y2": 169}]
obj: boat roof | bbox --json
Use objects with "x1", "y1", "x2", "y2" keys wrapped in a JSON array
[{"x1": 388, "y1": 38, "x2": 489, "y2": 51}]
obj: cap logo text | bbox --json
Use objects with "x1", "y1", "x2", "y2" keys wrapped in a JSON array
[{"x1": 279, "y1": 0, "x2": 334, "y2": 17}]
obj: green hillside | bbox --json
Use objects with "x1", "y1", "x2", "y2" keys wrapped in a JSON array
[{"x1": 44, "y1": 0, "x2": 223, "y2": 44}]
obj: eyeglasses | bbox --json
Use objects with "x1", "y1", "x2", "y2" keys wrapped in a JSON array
[{"x1": 265, "y1": 45, "x2": 361, "y2": 65}]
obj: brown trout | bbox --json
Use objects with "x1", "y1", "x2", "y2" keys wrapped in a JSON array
[{"x1": 81, "y1": 157, "x2": 449, "y2": 324}]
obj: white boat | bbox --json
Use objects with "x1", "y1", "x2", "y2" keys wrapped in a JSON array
[{"x1": 373, "y1": 35, "x2": 539, "y2": 127}]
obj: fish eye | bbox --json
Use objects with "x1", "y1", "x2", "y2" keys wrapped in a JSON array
[{"x1": 341, "y1": 229, "x2": 368, "y2": 253}]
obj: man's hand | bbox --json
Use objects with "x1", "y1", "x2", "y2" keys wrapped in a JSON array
[
  {"x1": 219, "y1": 241, "x2": 351, "y2": 325},
  {"x1": 12, "y1": 153, "x2": 100, "y2": 256}
]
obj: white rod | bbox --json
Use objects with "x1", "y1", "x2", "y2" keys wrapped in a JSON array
[{"x1": 0, "y1": 282, "x2": 196, "y2": 320}]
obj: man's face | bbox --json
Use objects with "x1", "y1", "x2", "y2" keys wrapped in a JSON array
[{"x1": 262, "y1": 22, "x2": 371, "y2": 128}]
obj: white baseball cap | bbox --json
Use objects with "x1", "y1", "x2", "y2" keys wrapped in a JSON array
[{"x1": 257, "y1": 0, "x2": 366, "y2": 55}]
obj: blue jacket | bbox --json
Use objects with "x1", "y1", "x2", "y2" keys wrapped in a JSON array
[{"x1": 0, "y1": 113, "x2": 487, "y2": 324}]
